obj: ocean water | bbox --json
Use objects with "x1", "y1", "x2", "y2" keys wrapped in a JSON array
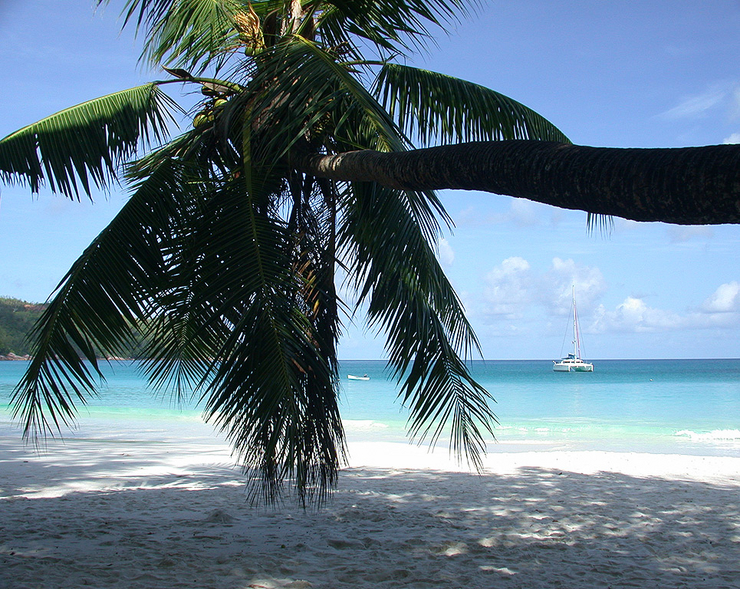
[{"x1": 1, "y1": 359, "x2": 739, "y2": 457}]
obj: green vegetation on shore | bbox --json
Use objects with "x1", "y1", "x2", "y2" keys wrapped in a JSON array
[
  {"x1": 0, "y1": 297, "x2": 146, "y2": 359},
  {"x1": 0, "y1": 297, "x2": 45, "y2": 357}
]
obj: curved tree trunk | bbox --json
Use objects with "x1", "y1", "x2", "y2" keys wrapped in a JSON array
[{"x1": 300, "y1": 141, "x2": 740, "y2": 225}]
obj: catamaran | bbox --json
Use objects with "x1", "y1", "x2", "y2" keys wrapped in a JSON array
[{"x1": 553, "y1": 286, "x2": 594, "y2": 372}]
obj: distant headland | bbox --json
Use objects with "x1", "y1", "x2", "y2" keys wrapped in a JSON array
[
  {"x1": 0, "y1": 296, "x2": 142, "y2": 361},
  {"x1": 0, "y1": 297, "x2": 45, "y2": 359}
]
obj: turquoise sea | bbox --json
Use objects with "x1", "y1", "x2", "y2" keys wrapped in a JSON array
[{"x1": 1, "y1": 359, "x2": 739, "y2": 457}]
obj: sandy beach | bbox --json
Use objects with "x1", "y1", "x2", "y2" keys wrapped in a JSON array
[{"x1": 2, "y1": 422, "x2": 740, "y2": 589}]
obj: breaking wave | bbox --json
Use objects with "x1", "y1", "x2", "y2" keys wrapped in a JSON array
[{"x1": 675, "y1": 429, "x2": 740, "y2": 442}]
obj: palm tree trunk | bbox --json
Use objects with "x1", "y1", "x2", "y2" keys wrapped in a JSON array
[{"x1": 300, "y1": 141, "x2": 740, "y2": 225}]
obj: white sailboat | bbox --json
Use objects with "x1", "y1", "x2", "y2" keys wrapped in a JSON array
[{"x1": 553, "y1": 286, "x2": 594, "y2": 372}]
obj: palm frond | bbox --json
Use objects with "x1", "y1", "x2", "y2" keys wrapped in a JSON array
[
  {"x1": 185, "y1": 178, "x2": 345, "y2": 504},
  {"x1": 121, "y1": 159, "x2": 221, "y2": 400},
  {"x1": 317, "y1": 0, "x2": 473, "y2": 54},
  {"x1": 0, "y1": 83, "x2": 177, "y2": 199},
  {"x1": 586, "y1": 212, "x2": 614, "y2": 236},
  {"x1": 244, "y1": 35, "x2": 407, "y2": 174},
  {"x1": 11, "y1": 158, "x2": 186, "y2": 439},
  {"x1": 133, "y1": 0, "x2": 245, "y2": 72},
  {"x1": 339, "y1": 182, "x2": 495, "y2": 466},
  {"x1": 376, "y1": 63, "x2": 570, "y2": 145},
  {"x1": 293, "y1": 36, "x2": 407, "y2": 151}
]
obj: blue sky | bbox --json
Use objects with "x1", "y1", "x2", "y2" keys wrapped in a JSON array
[{"x1": 0, "y1": 0, "x2": 738, "y2": 359}]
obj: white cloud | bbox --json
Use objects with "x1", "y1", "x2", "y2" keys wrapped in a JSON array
[
  {"x1": 724, "y1": 132, "x2": 740, "y2": 144},
  {"x1": 480, "y1": 256, "x2": 606, "y2": 324},
  {"x1": 660, "y1": 82, "x2": 731, "y2": 120},
  {"x1": 702, "y1": 281, "x2": 740, "y2": 313},
  {"x1": 613, "y1": 217, "x2": 642, "y2": 232},
  {"x1": 593, "y1": 297, "x2": 684, "y2": 333},
  {"x1": 454, "y1": 199, "x2": 554, "y2": 228},
  {"x1": 437, "y1": 238, "x2": 454, "y2": 267},
  {"x1": 482, "y1": 257, "x2": 532, "y2": 317},
  {"x1": 731, "y1": 87, "x2": 740, "y2": 120},
  {"x1": 591, "y1": 282, "x2": 740, "y2": 335},
  {"x1": 544, "y1": 258, "x2": 606, "y2": 316},
  {"x1": 477, "y1": 257, "x2": 738, "y2": 337},
  {"x1": 455, "y1": 205, "x2": 479, "y2": 226}
]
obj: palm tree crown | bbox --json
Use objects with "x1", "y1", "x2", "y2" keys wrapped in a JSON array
[{"x1": 0, "y1": 0, "x2": 568, "y2": 504}]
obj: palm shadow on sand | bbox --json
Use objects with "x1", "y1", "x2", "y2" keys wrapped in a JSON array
[{"x1": 2, "y1": 448, "x2": 739, "y2": 588}]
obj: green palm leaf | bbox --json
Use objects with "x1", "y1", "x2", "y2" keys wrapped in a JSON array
[
  {"x1": 376, "y1": 63, "x2": 570, "y2": 145},
  {"x1": 244, "y1": 36, "x2": 405, "y2": 162},
  {"x1": 175, "y1": 177, "x2": 345, "y2": 504},
  {"x1": 339, "y1": 182, "x2": 495, "y2": 467},
  {"x1": 131, "y1": 142, "x2": 346, "y2": 503},
  {"x1": 118, "y1": 157, "x2": 223, "y2": 399},
  {"x1": 0, "y1": 83, "x2": 177, "y2": 199},
  {"x1": 124, "y1": 0, "x2": 244, "y2": 72},
  {"x1": 317, "y1": 0, "x2": 471, "y2": 53},
  {"x1": 11, "y1": 158, "x2": 187, "y2": 438}
]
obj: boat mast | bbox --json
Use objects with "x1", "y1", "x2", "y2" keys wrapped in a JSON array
[{"x1": 572, "y1": 285, "x2": 580, "y2": 359}]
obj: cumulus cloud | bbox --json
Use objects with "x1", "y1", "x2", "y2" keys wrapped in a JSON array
[
  {"x1": 731, "y1": 87, "x2": 740, "y2": 120},
  {"x1": 482, "y1": 256, "x2": 532, "y2": 317},
  {"x1": 478, "y1": 255, "x2": 738, "y2": 336},
  {"x1": 480, "y1": 256, "x2": 606, "y2": 322},
  {"x1": 724, "y1": 132, "x2": 740, "y2": 144},
  {"x1": 508, "y1": 199, "x2": 539, "y2": 226},
  {"x1": 454, "y1": 199, "x2": 555, "y2": 228},
  {"x1": 543, "y1": 258, "x2": 607, "y2": 316},
  {"x1": 702, "y1": 281, "x2": 740, "y2": 313},
  {"x1": 591, "y1": 283, "x2": 740, "y2": 334},
  {"x1": 593, "y1": 297, "x2": 684, "y2": 333}
]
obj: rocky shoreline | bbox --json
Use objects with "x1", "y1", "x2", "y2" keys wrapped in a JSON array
[
  {"x1": 1, "y1": 354, "x2": 137, "y2": 361},
  {"x1": 0, "y1": 353, "x2": 31, "y2": 361}
]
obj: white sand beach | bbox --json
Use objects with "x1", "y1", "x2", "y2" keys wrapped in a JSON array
[{"x1": 2, "y1": 421, "x2": 740, "y2": 589}]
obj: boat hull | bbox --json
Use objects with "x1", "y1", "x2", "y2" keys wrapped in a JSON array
[{"x1": 553, "y1": 361, "x2": 594, "y2": 372}]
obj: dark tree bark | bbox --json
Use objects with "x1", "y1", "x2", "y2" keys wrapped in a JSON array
[{"x1": 300, "y1": 141, "x2": 740, "y2": 225}]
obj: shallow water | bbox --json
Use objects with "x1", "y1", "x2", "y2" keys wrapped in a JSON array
[{"x1": 2, "y1": 358, "x2": 739, "y2": 456}]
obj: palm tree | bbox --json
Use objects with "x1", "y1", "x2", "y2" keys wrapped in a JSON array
[{"x1": 0, "y1": 0, "x2": 735, "y2": 504}]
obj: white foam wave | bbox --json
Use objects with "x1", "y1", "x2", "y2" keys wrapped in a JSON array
[
  {"x1": 675, "y1": 429, "x2": 740, "y2": 442},
  {"x1": 343, "y1": 419, "x2": 389, "y2": 431}
]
